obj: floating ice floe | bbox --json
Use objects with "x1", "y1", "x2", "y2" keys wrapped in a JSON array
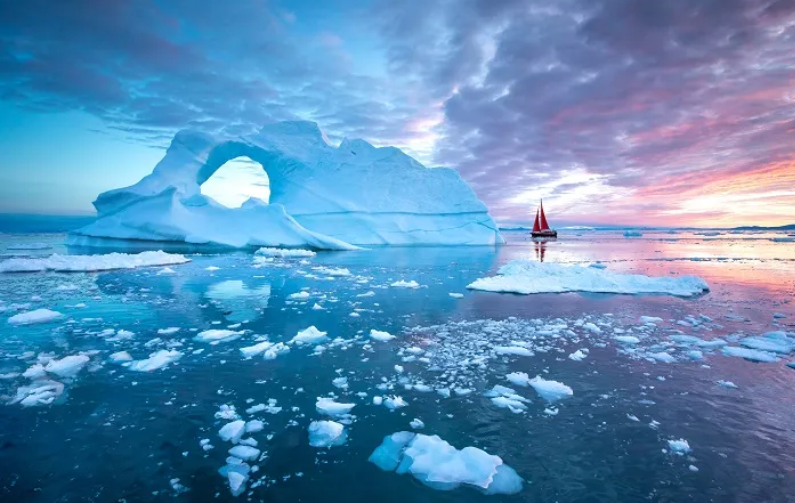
[
  {"x1": 109, "y1": 351, "x2": 133, "y2": 363},
  {"x1": 312, "y1": 266, "x2": 351, "y2": 277},
  {"x1": 228, "y1": 445, "x2": 260, "y2": 461},
  {"x1": 240, "y1": 340, "x2": 289, "y2": 360},
  {"x1": 410, "y1": 418, "x2": 425, "y2": 429},
  {"x1": 7, "y1": 308, "x2": 63, "y2": 325},
  {"x1": 383, "y1": 395, "x2": 408, "y2": 410},
  {"x1": 219, "y1": 420, "x2": 247, "y2": 443},
  {"x1": 528, "y1": 376, "x2": 573, "y2": 403},
  {"x1": 308, "y1": 420, "x2": 347, "y2": 447},
  {"x1": 449, "y1": 292, "x2": 464, "y2": 298},
  {"x1": 467, "y1": 260, "x2": 709, "y2": 297},
  {"x1": 667, "y1": 438, "x2": 691, "y2": 455},
  {"x1": 391, "y1": 280, "x2": 420, "y2": 288},
  {"x1": 739, "y1": 331, "x2": 795, "y2": 354},
  {"x1": 44, "y1": 355, "x2": 90, "y2": 378},
  {"x1": 194, "y1": 329, "x2": 243, "y2": 344},
  {"x1": 291, "y1": 326, "x2": 328, "y2": 344},
  {"x1": 255, "y1": 247, "x2": 316, "y2": 258},
  {"x1": 568, "y1": 349, "x2": 587, "y2": 361},
  {"x1": 494, "y1": 346, "x2": 533, "y2": 356},
  {"x1": 370, "y1": 329, "x2": 396, "y2": 342},
  {"x1": 126, "y1": 350, "x2": 183, "y2": 372},
  {"x1": 485, "y1": 385, "x2": 530, "y2": 414},
  {"x1": 721, "y1": 346, "x2": 780, "y2": 363},
  {"x1": 11, "y1": 380, "x2": 65, "y2": 407},
  {"x1": 316, "y1": 397, "x2": 355, "y2": 416},
  {"x1": 288, "y1": 291, "x2": 311, "y2": 300},
  {"x1": 157, "y1": 327, "x2": 180, "y2": 335},
  {"x1": 369, "y1": 432, "x2": 523, "y2": 495},
  {"x1": 0, "y1": 251, "x2": 190, "y2": 273}
]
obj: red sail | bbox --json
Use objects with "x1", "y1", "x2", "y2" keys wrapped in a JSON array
[
  {"x1": 532, "y1": 209, "x2": 541, "y2": 232},
  {"x1": 539, "y1": 201, "x2": 550, "y2": 230}
]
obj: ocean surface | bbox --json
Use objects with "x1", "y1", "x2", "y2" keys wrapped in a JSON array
[{"x1": 1, "y1": 227, "x2": 795, "y2": 502}]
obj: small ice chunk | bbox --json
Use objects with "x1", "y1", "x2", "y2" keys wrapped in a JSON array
[
  {"x1": 717, "y1": 380, "x2": 738, "y2": 389},
  {"x1": 289, "y1": 291, "x2": 310, "y2": 300},
  {"x1": 194, "y1": 329, "x2": 242, "y2": 344},
  {"x1": 391, "y1": 280, "x2": 420, "y2": 288},
  {"x1": 615, "y1": 335, "x2": 640, "y2": 344},
  {"x1": 308, "y1": 420, "x2": 347, "y2": 447},
  {"x1": 157, "y1": 327, "x2": 180, "y2": 335},
  {"x1": 219, "y1": 420, "x2": 247, "y2": 443},
  {"x1": 639, "y1": 316, "x2": 663, "y2": 324},
  {"x1": 667, "y1": 438, "x2": 691, "y2": 455},
  {"x1": 494, "y1": 346, "x2": 533, "y2": 357},
  {"x1": 291, "y1": 326, "x2": 328, "y2": 344},
  {"x1": 228, "y1": 445, "x2": 260, "y2": 461},
  {"x1": 256, "y1": 247, "x2": 316, "y2": 258},
  {"x1": 410, "y1": 418, "x2": 425, "y2": 429},
  {"x1": 568, "y1": 349, "x2": 587, "y2": 361},
  {"x1": 110, "y1": 351, "x2": 133, "y2": 363},
  {"x1": 383, "y1": 395, "x2": 408, "y2": 410},
  {"x1": 449, "y1": 293, "x2": 464, "y2": 298}
]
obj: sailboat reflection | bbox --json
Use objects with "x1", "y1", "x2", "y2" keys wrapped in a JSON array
[{"x1": 534, "y1": 239, "x2": 549, "y2": 262}]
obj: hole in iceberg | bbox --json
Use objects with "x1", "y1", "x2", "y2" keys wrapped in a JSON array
[{"x1": 200, "y1": 156, "x2": 270, "y2": 208}]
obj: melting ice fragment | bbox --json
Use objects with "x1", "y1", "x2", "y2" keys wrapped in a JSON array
[{"x1": 368, "y1": 432, "x2": 523, "y2": 495}]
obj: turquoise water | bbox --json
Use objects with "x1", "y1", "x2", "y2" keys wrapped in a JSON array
[{"x1": 1, "y1": 229, "x2": 795, "y2": 502}]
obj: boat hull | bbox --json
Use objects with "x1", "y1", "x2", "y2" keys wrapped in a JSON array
[{"x1": 531, "y1": 230, "x2": 558, "y2": 238}]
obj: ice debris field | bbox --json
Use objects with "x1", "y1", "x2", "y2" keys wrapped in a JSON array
[{"x1": 1, "y1": 233, "x2": 795, "y2": 502}]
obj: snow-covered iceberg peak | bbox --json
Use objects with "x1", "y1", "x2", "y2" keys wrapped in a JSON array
[{"x1": 70, "y1": 121, "x2": 503, "y2": 249}]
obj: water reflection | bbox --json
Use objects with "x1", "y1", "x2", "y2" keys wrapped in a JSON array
[{"x1": 205, "y1": 279, "x2": 271, "y2": 323}]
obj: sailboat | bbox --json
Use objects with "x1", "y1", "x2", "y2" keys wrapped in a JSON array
[{"x1": 531, "y1": 200, "x2": 557, "y2": 238}]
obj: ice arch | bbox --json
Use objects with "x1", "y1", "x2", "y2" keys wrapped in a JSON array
[
  {"x1": 199, "y1": 156, "x2": 270, "y2": 208},
  {"x1": 71, "y1": 121, "x2": 503, "y2": 249}
]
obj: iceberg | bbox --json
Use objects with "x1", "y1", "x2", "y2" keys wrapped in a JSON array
[
  {"x1": 467, "y1": 260, "x2": 709, "y2": 297},
  {"x1": 0, "y1": 251, "x2": 190, "y2": 273},
  {"x1": 369, "y1": 432, "x2": 523, "y2": 495},
  {"x1": 69, "y1": 121, "x2": 502, "y2": 249}
]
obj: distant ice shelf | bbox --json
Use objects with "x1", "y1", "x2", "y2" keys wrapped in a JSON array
[
  {"x1": 69, "y1": 121, "x2": 503, "y2": 249},
  {"x1": 467, "y1": 260, "x2": 709, "y2": 297}
]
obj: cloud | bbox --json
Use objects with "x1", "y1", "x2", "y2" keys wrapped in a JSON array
[{"x1": 377, "y1": 0, "x2": 795, "y2": 225}]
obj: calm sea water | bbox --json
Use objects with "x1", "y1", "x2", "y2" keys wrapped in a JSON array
[{"x1": 1, "y1": 228, "x2": 794, "y2": 502}]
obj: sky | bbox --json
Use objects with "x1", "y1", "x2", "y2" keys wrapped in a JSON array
[{"x1": 1, "y1": 0, "x2": 794, "y2": 227}]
